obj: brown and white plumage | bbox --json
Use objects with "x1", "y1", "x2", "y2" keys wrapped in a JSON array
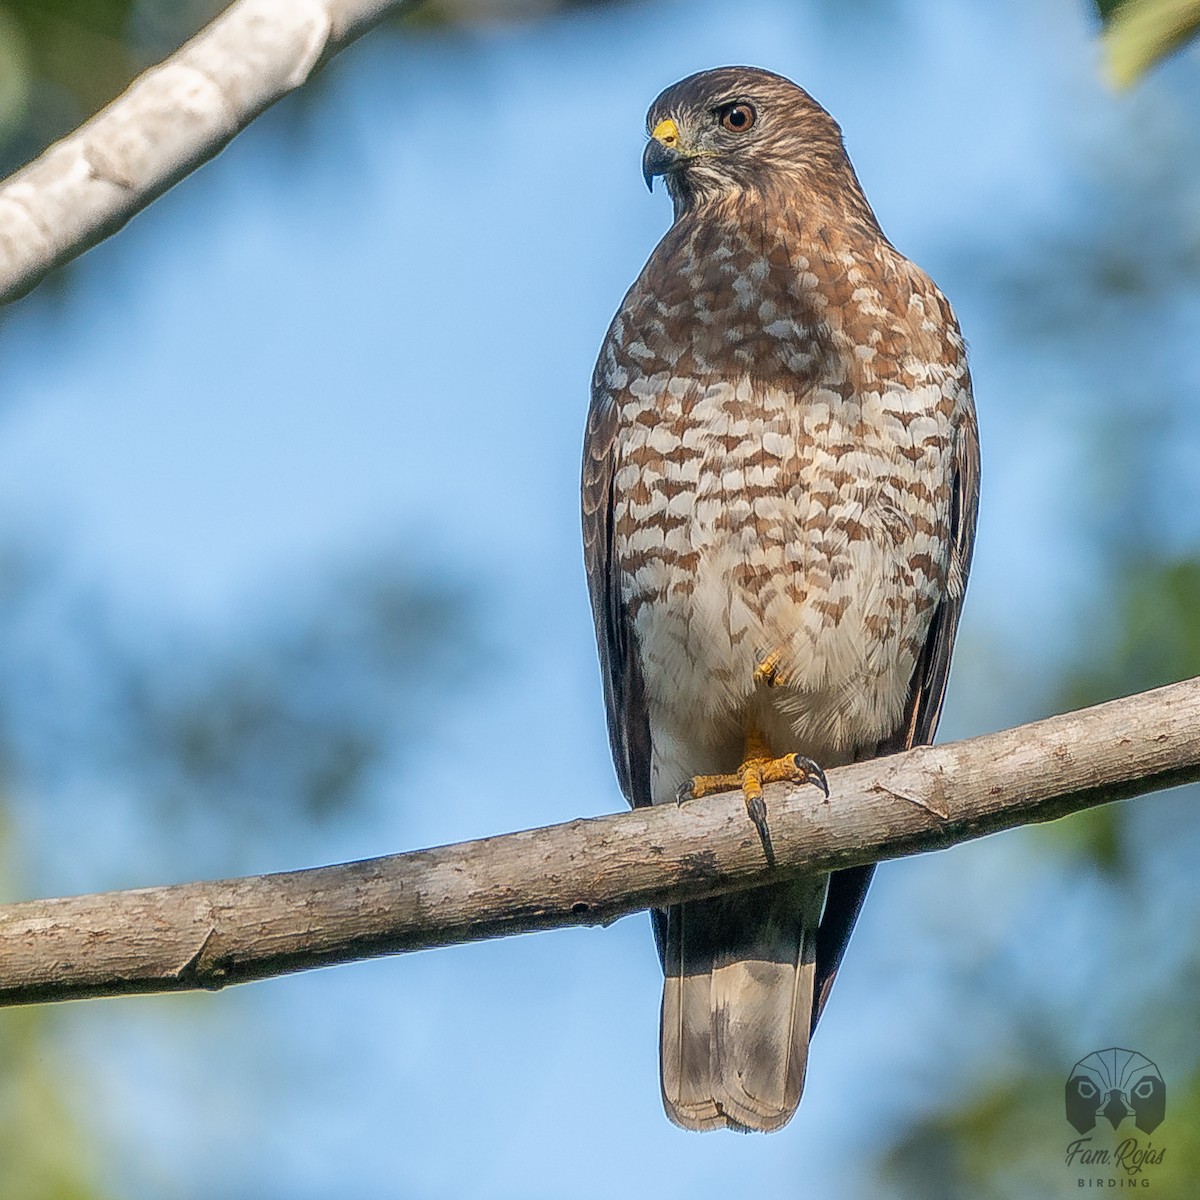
[{"x1": 582, "y1": 67, "x2": 979, "y2": 1132}]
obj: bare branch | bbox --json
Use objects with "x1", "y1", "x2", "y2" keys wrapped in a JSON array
[
  {"x1": 0, "y1": 0, "x2": 419, "y2": 304},
  {"x1": 1, "y1": 677, "x2": 1198, "y2": 1007}
]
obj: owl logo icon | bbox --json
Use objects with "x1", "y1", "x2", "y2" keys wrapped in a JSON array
[{"x1": 1065, "y1": 1048, "x2": 1165, "y2": 1135}]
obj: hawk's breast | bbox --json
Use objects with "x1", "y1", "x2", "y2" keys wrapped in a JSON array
[{"x1": 597, "y1": 225, "x2": 966, "y2": 792}]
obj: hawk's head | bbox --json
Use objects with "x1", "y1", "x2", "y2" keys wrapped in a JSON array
[{"x1": 642, "y1": 67, "x2": 853, "y2": 215}]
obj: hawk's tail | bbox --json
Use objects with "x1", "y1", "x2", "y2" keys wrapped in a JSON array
[{"x1": 659, "y1": 877, "x2": 826, "y2": 1133}]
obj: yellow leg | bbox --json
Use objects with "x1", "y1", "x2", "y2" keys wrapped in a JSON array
[
  {"x1": 678, "y1": 728, "x2": 829, "y2": 857},
  {"x1": 753, "y1": 650, "x2": 787, "y2": 688}
]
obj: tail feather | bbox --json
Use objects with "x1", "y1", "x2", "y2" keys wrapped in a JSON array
[
  {"x1": 661, "y1": 902, "x2": 725, "y2": 1130},
  {"x1": 660, "y1": 878, "x2": 826, "y2": 1132}
]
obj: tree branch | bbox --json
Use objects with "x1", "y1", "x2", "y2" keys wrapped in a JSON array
[
  {"x1": 0, "y1": 0, "x2": 420, "y2": 305},
  {"x1": 1, "y1": 677, "x2": 1198, "y2": 1007}
]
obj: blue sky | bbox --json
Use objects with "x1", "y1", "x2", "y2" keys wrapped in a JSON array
[{"x1": 1, "y1": 0, "x2": 1197, "y2": 1195}]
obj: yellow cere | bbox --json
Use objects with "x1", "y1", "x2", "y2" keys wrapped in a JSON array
[{"x1": 650, "y1": 118, "x2": 680, "y2": 146}]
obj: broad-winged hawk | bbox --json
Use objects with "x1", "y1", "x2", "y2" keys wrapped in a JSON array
[{"x1": 582, "y1": 66, "x2": 979, "y2": 1132}]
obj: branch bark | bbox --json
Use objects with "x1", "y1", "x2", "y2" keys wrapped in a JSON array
[
  {"x1": 0, "y1": 0, "x2": 420, "y2": 305},
  {"x1": 1, "y1": 677, "x2": 1198, "y2": 1007}
]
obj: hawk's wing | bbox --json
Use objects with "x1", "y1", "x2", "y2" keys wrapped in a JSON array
[
  {"x1": 581, "y1": 390, "x2": 653, "y2": 811},
  {"x1": 811, "y1": 399, "x2": 980, "y2": 1031}
]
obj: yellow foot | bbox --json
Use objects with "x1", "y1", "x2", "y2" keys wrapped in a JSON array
[{"x1": 676, "y1": 729, "x2": 829, "y2": 860}]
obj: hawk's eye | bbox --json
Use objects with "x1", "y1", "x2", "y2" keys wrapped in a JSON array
[{"x1": 719, "y1": 103, "x2": 756, "y2": 133}]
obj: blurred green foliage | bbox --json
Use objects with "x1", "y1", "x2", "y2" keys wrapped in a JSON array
[
  {"x1": 1095, "y1": 0, "x2": 1200, "y2": 85},
  {"x1": 0, "y1": 1006, "x2": 111, "y2": 1200},
  {"x1": 1039, "y1": 555, "x2": 1200, "y2": 875},
  {"x1": 0, "y1": 539, "x2": 481, "y2": 853},
  {"x1": 0, "y1": 541, "x2": 481, "y2": 1190},
  {"x1": 876, "y1": 585, "x2": 1200, "y2": 1196},
  {"x1": 875, "y1": 55, "x2": 1200, "y2": 1193},
  {"x1": 0, "y1": 0, "x2": 226, "y2": 177},
  {"x1": 0, "y1": 813, "x2": 109, "y2": 1196},
  {"x1": 882, "y1": 1066, "x2": 1200, "y2": 1199},
  {"x1": 0, "y1": 0, "x2": 638, "y2": 180},
  {"x1": 121, "y1": 557, "x2": 479, "y2": 832},
  {"x1": 1064, "y1": 557, "x2": 1200, "y2": 707}
]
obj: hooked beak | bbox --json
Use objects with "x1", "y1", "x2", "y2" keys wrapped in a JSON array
[{"x1": 642, "y1": 118, "x2": 683, "y2": 192}]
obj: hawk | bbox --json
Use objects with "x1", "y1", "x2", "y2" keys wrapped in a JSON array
[{"x1": 582, "y1": 66, "x2": 979, "y2": 1132}]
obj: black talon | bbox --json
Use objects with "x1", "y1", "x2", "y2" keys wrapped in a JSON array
[
  {"x1": 792, "y1": 754, "x2": 829, "y2": 799},
  {"x1": 675, "y1": 781, "x2": 695, "y2": 806},
  {"x1": 746, "y1": 795, "x2": 776, "y2": 867}
]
